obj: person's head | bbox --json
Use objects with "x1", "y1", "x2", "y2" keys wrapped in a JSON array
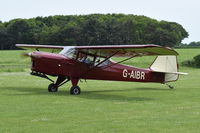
[{"x1": 79, "y1": 53, "x2": 87, "y2": 59}]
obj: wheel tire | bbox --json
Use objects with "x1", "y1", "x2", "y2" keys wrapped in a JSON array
[
  {"x1": 48, "y1": 83, "x2": 58, "y2": 92},
  {"x1": 70, "y1": 86, "x2": 81, "y2": 95}
]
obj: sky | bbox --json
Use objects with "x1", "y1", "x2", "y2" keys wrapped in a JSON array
[{"x1": 0, "y1": 0, "x2": 199, "y2": 43}]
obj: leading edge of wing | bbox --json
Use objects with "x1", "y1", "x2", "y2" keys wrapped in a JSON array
[
  {"x1": 74, "y1": 44, "x2": 179, "y2": 57},
  {"x1": 16, "y1": 44, "x2": 64, "y2": 53}
]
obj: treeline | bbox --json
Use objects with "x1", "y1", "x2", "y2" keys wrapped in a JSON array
[
  {"x1": 178, "y1": 41, "x2": 200, "y2": 47},
  {"x1": 0, "y1": 14, "x2": 188, "y2": 50}
]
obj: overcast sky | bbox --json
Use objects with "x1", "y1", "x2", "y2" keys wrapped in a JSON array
[{"x1": 0, "y1": 0, "x2": 199, "y2": 43}]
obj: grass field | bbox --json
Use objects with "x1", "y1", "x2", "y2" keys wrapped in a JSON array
[{"x1": 0, "y1": 49, "x2": 200, "y2": 133}]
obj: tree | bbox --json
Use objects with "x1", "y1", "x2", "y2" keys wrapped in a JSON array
[
  {"x1": 0, "y1": 14, "x2": 189, "y2": 49},
  {"x1": 5, "y1": 19, "x2": 37, "y2": 49},
  {"x1": 189, "y1": 41, "x2": 200, "y2": 46}
]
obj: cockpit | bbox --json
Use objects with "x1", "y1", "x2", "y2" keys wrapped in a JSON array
[{"x1": 60, "y1": 47, "x2": 112, "y2": 67}]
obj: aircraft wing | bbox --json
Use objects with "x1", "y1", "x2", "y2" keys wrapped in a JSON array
[
  {"x1": 16, "y1": 44, "x2": 64, "y2": 53},
  {"x1": 74, "y1": 44, "x2": 178, "y2": 57},
  {"x1": 16, "y1": 44, "x2": 178, "y2": 57}
]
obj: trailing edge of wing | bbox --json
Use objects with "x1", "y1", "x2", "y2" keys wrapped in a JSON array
[{"x1": 16, "y1": 44, "x2": 64, "y2": 53}]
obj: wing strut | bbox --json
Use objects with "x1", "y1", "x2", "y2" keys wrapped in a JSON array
[
  {"x1": 94, "y1": 51, "x2": 119, "y2": 68},
  {"x1": 101, "y1": 55, "x2": 137, "y2": 70}
]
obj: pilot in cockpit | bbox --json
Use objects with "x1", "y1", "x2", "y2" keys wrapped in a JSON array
[{"x1": 78, "y1": 53, "x2": 92, "y2": 64}]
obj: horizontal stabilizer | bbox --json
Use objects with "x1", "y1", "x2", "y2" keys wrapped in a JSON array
[{"x1": 152, "y1": 70, "x2": 188, "y2": 75}]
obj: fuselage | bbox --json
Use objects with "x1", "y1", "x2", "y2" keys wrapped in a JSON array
[{"x1": 30, "y1": 51, "x2": 165, "y2": 83}]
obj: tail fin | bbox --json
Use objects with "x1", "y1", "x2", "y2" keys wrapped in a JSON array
[{"x1": 150, "y1": 56, "x2": 187, "y2": 83}]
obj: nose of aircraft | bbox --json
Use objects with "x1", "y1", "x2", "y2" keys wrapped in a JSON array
[
  {"x1": 29, "y1": 51, "x2": 67, "y2": 75},
  {"x1": 21, "y1": 52, "x2": 43, "y2": 59},
  {"x1": 21, "y1": 52, "x2": 32, "y2": 57}
]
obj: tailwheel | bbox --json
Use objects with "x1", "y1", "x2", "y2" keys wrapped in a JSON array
[
  {"x1": 48, "y1": 83, "x2": 58, "y2": 92},
  {"x1": 70, "y1": 86, "x2": 81, "y2": 95}
]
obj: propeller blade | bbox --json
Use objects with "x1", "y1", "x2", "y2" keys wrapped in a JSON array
[{"x1": 21, "y1": 52, "x2": 32, "y2": 58}]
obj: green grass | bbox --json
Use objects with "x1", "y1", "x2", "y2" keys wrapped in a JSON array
[
  {"x1": 0, "y1": 50, "x2": 30, "y2": 72},
  {"x1": 0, "y1": 49, "x2": 200, "y2": 133}
]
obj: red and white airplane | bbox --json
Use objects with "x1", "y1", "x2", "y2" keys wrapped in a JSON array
[{"x1": 16, "y1": 44, "x2": 187, "y2": 95}]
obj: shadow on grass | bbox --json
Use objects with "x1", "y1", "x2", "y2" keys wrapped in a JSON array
[
  {"x1": 80, "y1": 90, "x2": 153, "y2": 101},
  {"x1": 136, "y1": 87, "x2": 173, "y2": 91},
  {"x1": 1, "y1": 86, "x2": 155, "y2": 101},
  {"x1": 1, "y1": 86, "x2": 67, "y2": 96}
]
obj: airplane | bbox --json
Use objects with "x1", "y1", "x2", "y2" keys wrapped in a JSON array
[{"x1": 16, "y1": 44, "x2": 187, "y2": 95}]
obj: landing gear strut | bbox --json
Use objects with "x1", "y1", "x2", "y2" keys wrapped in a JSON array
[{"x1": 47, "y1": 75, "x2": 70, "y2": 92}]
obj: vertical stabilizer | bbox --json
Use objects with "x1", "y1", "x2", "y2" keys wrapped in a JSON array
[{"x1": 150, "y1": 56, "x2": 179, "y2": 82}]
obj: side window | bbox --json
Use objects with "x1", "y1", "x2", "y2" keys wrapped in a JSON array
[
  {"x1": 95, "y1": 57, "x2": 111, "y2": 67},
  {"x1": 78, "y1": 53, "x2": 95, "y2": 65}
]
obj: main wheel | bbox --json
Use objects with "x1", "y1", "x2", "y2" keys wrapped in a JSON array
[
  {"x1": 48, "y1": 83, "x2": 58, "y2": 92},
  {"x1": 70, "y1": 86, "x2": 81, "y2": 95}
]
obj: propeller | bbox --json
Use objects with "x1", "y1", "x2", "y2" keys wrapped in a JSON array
[
  {"x1": 21, "y1": 52, "x2": 41, "y2": 58},
  {"x1": 21, "y1": 52, "x2": 32, "y2": 58}
]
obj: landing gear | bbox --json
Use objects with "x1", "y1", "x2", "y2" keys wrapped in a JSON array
[
  {"x1": 47, "y1": 75, "x2": 70, "y2": 92},
  {"x1": 46, "y1": 76, "x2": 81, "y2": 95},
  {"x1": 48, "y1": 83, "x2": 58, "y2": 92},
  {"x1": 70, "y1": 86, "x2": 81, "y2": 95},
  {"x1": 164, "y1": 83, "x2": 174, "y2": 89},
  {"x1": 31, "y1": 71, "x2": 82, "y2": 94},
  {"x1": 70, "y1": 78, "x2": 81, "y2": 95},
  {"x1": 166, "y1": 84, "x2": 174, "y2": 89}
]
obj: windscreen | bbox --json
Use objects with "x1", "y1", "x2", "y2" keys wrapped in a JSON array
[{"x1": 59, "y1": 47, "x2": 76, "y2": 59}]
